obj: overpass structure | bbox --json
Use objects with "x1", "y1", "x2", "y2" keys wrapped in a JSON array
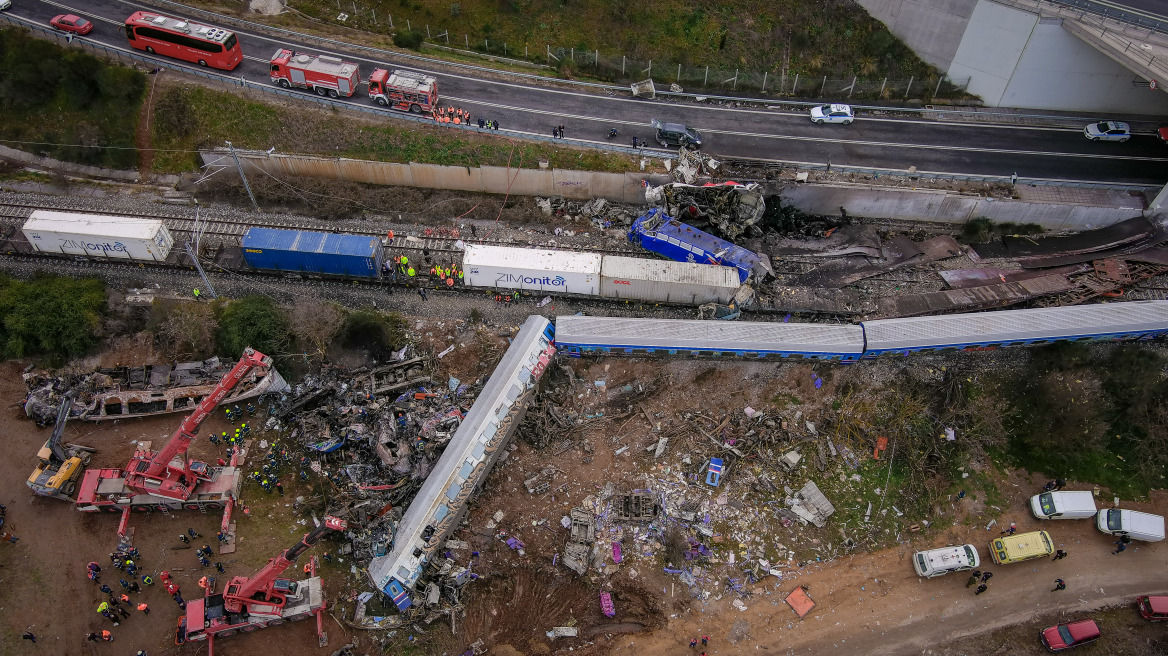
[{"x1": 859, "y1": 0, "x2": 1168, "y2": 112}]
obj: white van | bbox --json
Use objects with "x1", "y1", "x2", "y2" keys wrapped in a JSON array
[
  {"x1": 1096, "y1": 509, "x2": 1166, "y2": 542},
  {"x1": 913, "y1": 544, "x2": 980, "y2": 578},
  {"x1": 1030, "y1": 491, "x2": 1098, "y2": 520}
]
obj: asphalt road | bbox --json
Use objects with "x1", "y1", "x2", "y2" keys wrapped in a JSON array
[{"x1": 11, "y1": 0, "x2": 1168, "y2": 184}]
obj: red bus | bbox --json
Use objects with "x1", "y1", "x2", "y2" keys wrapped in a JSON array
[{"x1": 124, "y1": 11, "x2": 242, "y2": 70}]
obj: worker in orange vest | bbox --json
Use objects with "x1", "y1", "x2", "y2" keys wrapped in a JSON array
[{"x1": 198, "y1": 576, "x2": 209, "y2": 589}]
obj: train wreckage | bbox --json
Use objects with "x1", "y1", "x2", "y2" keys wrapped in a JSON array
[{"x1": 23, "y1": 357, "x2": 290, "y2": 424}]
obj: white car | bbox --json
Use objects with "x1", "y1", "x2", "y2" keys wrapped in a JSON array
[
  {"x1": 0, "y1": 0, "x2": 11, "y2": 10},
  {"x1": 810, "y1": 103, "x2": 854, "y2": 125},
  {"x1": 1084, "y1": 121, "x2": 1130, "y2": 142}
]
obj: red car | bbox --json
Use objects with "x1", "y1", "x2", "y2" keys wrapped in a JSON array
[
  {"x1": 50, "y1": 14, "x2": 93, "y2": 35},
  {"x1": 1138, "y1": 595, "x2": 1168, "y2": 621},
  {"x1": 1041, "y1": 619, "x2": 1101, "y2": 651}
]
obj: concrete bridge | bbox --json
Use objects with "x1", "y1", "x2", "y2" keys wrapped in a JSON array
[{"x1": 859, "y1": 0, "x2": 1168, "y2": 112}]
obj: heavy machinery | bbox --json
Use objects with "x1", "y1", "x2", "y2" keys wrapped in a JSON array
[
  {"x1": 75, "y1": 348, "x2": 271, "y2": 514},
  {"x1": 27, "y1": 391, "x2": 94, "y2": 499},
  {"x1": 176, "y1": 516, "x2": 348, "y2": 653}
]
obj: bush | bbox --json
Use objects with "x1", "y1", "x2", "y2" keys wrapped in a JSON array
[
  {"x1": 339, "y1": 309, "x2": 407, "y2": 361},
  {"x1": 152, "y1": 299, "x2": 217, "y2": 359},
  {"x1": 0, "y1": 274, "x2": 106, "y2": 363},
  {"x1": 215, "y1": 295, "x2": 290, "y2": 357},
  {"x1": 392, "y1": 29, "x2": 425, "y2": 50},
  {"x1": 154, "y1": 86, "x2": 195, "y2": 139}
]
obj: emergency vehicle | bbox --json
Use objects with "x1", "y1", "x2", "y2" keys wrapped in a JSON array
[
  {"x1": 269, "y1": 49, "x2": 360, "y2": 98},
  {"x1": 368, "y1": 68, "x2": 437, "y2": 114}
]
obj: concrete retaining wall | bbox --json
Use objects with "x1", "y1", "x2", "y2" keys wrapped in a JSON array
[
  {"x1": 202, "y1": 150, "x2": 1143, "y2": 231},
  {"x1": 202, "y1": 150, "x2": 664, "y2": 204},
  {"x1": 781, "y1": 183, "x2": 1140, "y2": 230},
  {"x1": 0, "y1": 144, "x2": 141, "y2": 182}
]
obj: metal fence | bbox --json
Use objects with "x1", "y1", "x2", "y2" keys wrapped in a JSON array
[
  {"x1": 1051, "y1": 0, "x2": 1168, "y2": 34},
  {"x1": 0, "y1": 13, "x2": 1156, "y2": 193}
]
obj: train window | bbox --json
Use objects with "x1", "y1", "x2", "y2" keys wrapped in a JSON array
[
  {"x1": 744, "y1": 352, "x2": 758, "y2": 358},
  {"x1": 624, "y1": 348, "x2": 635, "y2": 354},
  {"x1": 788, "y1": 353, "x2": 804, "y2": 359},
  {"x1": 690, "y1": 350, "x2": 702, "y2": 356},
  {"x1": 445, "y1": 483, "x2": 461, "y2": 500},
  {"x1": 434, "y1": 504, "x2": 449, "y2": 521}
]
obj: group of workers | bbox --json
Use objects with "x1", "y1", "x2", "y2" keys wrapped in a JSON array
[
  {"x1": 89, "y1": 544, "x2": 188, "y2": 637},
  {"x1": 433, "y1": 105, "x2": 472, "y2": 124}
]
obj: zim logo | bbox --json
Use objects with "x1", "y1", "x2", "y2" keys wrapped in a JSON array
[{"x1": 498, "y1": 273, "x2": 566, "y2": 287}]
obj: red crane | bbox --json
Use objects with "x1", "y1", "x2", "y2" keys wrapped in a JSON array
[
  {"x1": 123, "y1": 347, "x2": 271, "y2": 501},
  {"x1": 224, "y1": 516, "x2": 348, "y2": 611},
  {"x1": 176, "y1": 516, "x2": 348, "y2": 653}
]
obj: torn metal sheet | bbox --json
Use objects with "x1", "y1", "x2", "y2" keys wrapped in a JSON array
[
  {"x1": 1001, "y1": 216, "x2": 1153, "y2": 257},
  {"x1": 939, "y1": 264, "x2": 1091, "y2": 289},
  {"x1": 875, "y1": 274, "x2": 1076, "y2": 317}
]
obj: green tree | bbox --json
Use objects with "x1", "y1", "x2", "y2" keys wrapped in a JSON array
[
  {"x1": 0, "y1": 274, "x2": 106, "y2": 362},
  {"x1": 97, "y1": 65, "x2": 146, "y2": 104},
  {"x1": 215, "y1": 295, "x2": 291, "y2": 357}
]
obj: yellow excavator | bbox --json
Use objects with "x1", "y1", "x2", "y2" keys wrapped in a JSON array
[{"x1": 27, "y1": 391, "x2": 95, "y2": 500}]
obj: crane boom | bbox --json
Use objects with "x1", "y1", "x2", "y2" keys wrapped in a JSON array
[
  {"x1": 226, "y1": 516, "x2": 347, "y2": 607},
  {"x1": 123, "y1": 348, "x2": 270, "y2": 501},
  {"x1": 47, "y1": 390, "x2": 76, "y2": 463},
  {"x1": 146, "y1": 347, "x2": 270, "y2": 478}
]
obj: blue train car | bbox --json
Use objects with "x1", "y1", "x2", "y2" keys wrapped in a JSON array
[
  {"x1": 628, "y1": 208, "x2": 767, "y2": 283},
  {"x1": 241, "y1": 228, "x2": 383, "y2": 279}
]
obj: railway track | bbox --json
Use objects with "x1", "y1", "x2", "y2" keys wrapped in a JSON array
[{"x1": 0, "y1": 200, "x2": 647, "y2": 259}]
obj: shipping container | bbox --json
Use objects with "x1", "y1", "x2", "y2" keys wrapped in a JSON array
[
  {"x1": 463, "y1": 244, "x2": 601, "y2": 295},
  {"x1": 22, "y1": 210, "x2": 174, "y2": 261},
  {"x1": 600, "y1": 255, "x2": 739, "y2": 304},
  {"x1": 629, "y1": 208, "x2": 766, "y2": 283},
  {"x1": 241, "y1": 228, "x2": 383, "y2": 278}
]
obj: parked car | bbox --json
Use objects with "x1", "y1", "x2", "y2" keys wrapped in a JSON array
[
  {"x1": 0, "y1": 0, "x2": 12, "y2": 10},
  {"x1": 810, "y1": 103, "x2": 854, "y2": 125},
  {"x1": 1138, "y1": 595, "x2": 1168, "y2": 621},
  {"x1": 1040, "y1": 619, "x2": 1101, "y2": 651},
  {"x1": 651, "y1": 119, "x2": 703, "y2": 149},
  {"x1": 50, "y1": 14, "x2": 94, "y2": 35},
  {"x1": 1158, "y1": 126, "x2": 1168, "y2": 144},
  {"x1": 1083, "y1": 121, "x2": 1130, "y2": 142}
]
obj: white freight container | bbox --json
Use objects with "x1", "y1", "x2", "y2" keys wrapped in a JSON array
[
  {"x1": 23, "y1": 210, "x2": 175, "y2": 261},
  {"x1": 463, "y1": 244, "x2": 600, "y2": 295},
  {"x1": 600, "y1": 255, "x2": 740, "y2": 304}
]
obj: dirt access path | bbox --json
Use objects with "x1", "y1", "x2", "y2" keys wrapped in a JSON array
[{"x1": 623, "y1": 488, "x2": 1167, "y2": 656}]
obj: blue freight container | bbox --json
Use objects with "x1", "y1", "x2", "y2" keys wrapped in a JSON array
[
  {"x1": 628, "y1": 208, "x2": 763, "y2": 283},
  {"x1": 241, "y1": 228, "x2": 383, "y2": 279}
]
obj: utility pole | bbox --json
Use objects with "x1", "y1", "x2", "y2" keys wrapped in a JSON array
[
  {"x1": 186, "y1": 199, "x2": 218, "y2": 299},
  {"x1": 225, "y1": 140, "x2": 259, "y2": 212}
]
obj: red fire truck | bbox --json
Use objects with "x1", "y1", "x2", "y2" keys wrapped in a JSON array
[
  {"x1": 124, "y1": 11, "x2": 242, "y2": 70},
  {"x1": 270, "y1": 49, "x2": 360, "y2": 98},
  {"x1": 368, "y1": 68, "x2": 438, "y2": 114}
]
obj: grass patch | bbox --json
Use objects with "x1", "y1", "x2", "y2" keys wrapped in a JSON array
[
  {"x1": 278, "y1": 0, "x2": 938, "y2": 82},
  {"x1": 151, "y1": 81, "x2": 638, "y2": 174},
  {"x1": 998, "y1": 343, "x2": 1168, "y2": 499},
  {"x1": 0, "y1": 28, "x2": 143, "y2": 170}
]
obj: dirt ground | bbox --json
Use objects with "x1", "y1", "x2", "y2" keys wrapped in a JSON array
[
  {"x1": 2, "y1": 341, "x2": 1167, "y2": 656},
  {"x1": 0, "y1": 356, "x2": 353, "y2": 656},
  {"x1": 450, "y1": 354, "x2": 1168, "y2": 656}
]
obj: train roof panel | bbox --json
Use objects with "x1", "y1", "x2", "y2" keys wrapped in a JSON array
[
  {"x1": 862, "y1": 301, "x2": 1168, "y2": 350},
  {"x1": 369, "y1": 316, "x2": 554, "y2": 591},
  {"x1": 601, "y1": 255, "x2": 741, "y2": 287},
  {"x1": 242, "y1": 228, "x2": 379, "y2": 257},
  {"x1": 25, "y1": 210, "x2": 165, "y2": 239},
  {"x1": 464, "y1": 244, "x2": 602, "y2": 274},
  {"x1": 554, "y1": 315, "x2": 865, "y2": 354}
]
